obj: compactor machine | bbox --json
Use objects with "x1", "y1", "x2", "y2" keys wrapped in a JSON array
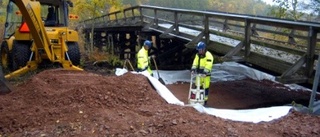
[
  {"x1": 0, "y1": 0, "x2": 82, "y2": 93},
  {"x1": 188, "y1": 73, "x2": 206, "y2": 105}
]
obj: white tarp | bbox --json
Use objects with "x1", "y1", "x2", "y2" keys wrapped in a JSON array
[
  {"x1": 115, "y1": 68, "x2": 184, "y2": 106},
  {"x1": 153, "y1": 62, "x2": 309, "y2": 91},
  {"x1": 115, "y1": 62, "x2": 317, "y2": 123},
  {"x1": 190, "y1": 104, "x2": 291, "y2": 123}
]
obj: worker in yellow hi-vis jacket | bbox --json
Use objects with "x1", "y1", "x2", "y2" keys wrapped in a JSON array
[
  {"x1": 191, "y1": 42, "x2": 214, "y2": 105},
  {"x1": 136, "y1": 40, "x2": 153, "y2": 76}
]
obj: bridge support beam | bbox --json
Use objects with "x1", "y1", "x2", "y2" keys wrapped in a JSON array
[{"x1": 244, "y1": 19, "x2": 252, "y2": 57}]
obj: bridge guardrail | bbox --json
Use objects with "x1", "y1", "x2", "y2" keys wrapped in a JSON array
[{"x1": 79, "y1": 5, "x2": 320, "y2": 85}]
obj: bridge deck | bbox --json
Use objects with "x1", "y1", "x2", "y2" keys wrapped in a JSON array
[{"x1": 79, "y1": 5, "x2": 320, "y2": 86}]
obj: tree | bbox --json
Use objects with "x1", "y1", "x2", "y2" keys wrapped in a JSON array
[
  {"x1": 303, "y1": 0, "x2": 320, "y2": 21},
  {"x1": 72, "y1": 0, "x2": 122, "y2": 52},
  {"x1": 0, "y1": 0, "x2": 8, "y2": 41},
  {"x1": 268, "y1": 0, "x2": 304, "y2": 20}
]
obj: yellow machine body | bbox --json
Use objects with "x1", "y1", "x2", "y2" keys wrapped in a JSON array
[{"x1": 0, "y1": 0, "x2": 82, "y2": 81}]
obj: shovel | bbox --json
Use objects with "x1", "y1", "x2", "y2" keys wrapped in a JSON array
[
  {"x1": 0, "y1": 66, "x2": 12, "y2": 94},
  {"x1": 151, "y1": 57, "x2": 165, "y2": 85}
]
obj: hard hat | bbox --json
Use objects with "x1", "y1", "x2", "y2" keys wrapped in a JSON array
[
  {"x1": 144, "y1": 40, "x2": 152, "y2": 47},
  {"x1": 196, "y1": 42, "x2": 206, "y2": 50}
]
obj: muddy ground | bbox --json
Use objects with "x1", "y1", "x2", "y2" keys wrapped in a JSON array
[{"x1": 0, "y1": 64, "x2": 320, "y2": 136}]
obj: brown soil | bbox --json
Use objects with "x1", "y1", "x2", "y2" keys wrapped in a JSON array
[
  {"x1": 167, "y1": 79, "x2": 316, "y2": 109},
  {"x1": 0, "y1": 68, "x2": 320, "y2": 137}
]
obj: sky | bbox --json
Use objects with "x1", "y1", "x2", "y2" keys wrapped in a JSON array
[
  {"x1": 262, "y1": 0, "x2": 276, "y2": 5},
  {"x1": 261, "y1": 0, "x2": 313, "y2": 14},
  {"x1": 262, "y1": 0, "x2": 311, "y2": 5}
]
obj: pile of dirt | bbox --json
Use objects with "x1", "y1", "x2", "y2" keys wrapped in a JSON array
[{"x1": 0, "y1": 69, "x2": 319, "y2": 136}]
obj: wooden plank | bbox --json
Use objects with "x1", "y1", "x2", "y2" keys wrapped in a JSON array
[
  {"x1": 159, "y1": 25, "x2": 175, "y2": 38},
  {"x1": 208, "y1": 42, "x2": 296, "y2": 74},
  {"x1": 185, "y1": 31, "x2": 205, "y2": 48},
  {"x1": 280, "y1": 54, "x2": 307, "y2": 77},
  {"x1": 223, "y1": 41, "x2": 244, "y2": 57}
]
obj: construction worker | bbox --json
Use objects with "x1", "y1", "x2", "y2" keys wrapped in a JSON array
[
  {"x1": 45, "y1": 6, "x2": 56, "y2": 26},
  {"x1": 191, "y1": 41, "x2": 214, "y2": 106},
  {"x1": 136, "y1": 40, "x2": 154, "y2": 76}
]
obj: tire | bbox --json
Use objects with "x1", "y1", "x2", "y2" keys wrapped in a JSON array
[
  {"x1": 0, "y1": 42, "x2": 15, "y2": 71},
  {"x1": 0, "y1": 42, "x2": 9, "y2": 69},
  {"x1": 11, "y1": 41, "x2": 32, "y2": 71},
  {"x1": 66, "y1": 42, "x2": 80, "y2": 66}
]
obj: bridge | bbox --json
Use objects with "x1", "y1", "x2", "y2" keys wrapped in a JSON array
[{"x1": 79, "y1": 5, "x2": 320, "y2": 86}]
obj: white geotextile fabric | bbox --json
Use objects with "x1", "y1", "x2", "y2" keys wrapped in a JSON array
[
  {"x1": 115, "y1": 68, "x2": 184, "y2": 106},
  {"x1": 115, "y1": 62, "x2": 315, "y2": 123},
  {"x1": 189, "y1": 104, "x2": 291, "y2": 123}
]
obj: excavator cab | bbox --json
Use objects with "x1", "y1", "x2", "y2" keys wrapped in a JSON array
[
  {"x1": 0, "y1": 0, "x2": 81, "y2": 81},
  {"x1": 0, "y1": 0, "x2": 81, "y2": 93},
  {"x1": 44, "y1": 6, "x2": 57, "y2": 26}
]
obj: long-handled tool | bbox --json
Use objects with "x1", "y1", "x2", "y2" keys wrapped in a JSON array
[
  {"x1": 123, "y1": 59, "x2": 135, "y2": 71},
  {"x1": 0, "y1": 66, "x2": 12, "y2": 94},
  {"x1": 151, "y1": 57, "x2": 165, "y2": 85}
]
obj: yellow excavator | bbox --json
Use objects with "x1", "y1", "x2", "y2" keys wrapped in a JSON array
[{"x1": 0, "y1": 0, "x2": 82, "y2": 93}]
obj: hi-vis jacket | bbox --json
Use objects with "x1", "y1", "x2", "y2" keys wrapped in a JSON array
[
  {"x1": 137, "y1": 47, "x2": 152, "y2": 75},
  {"x1": 191, "y1": 51, "x2": 214, "y2": 89},
  {"x1": 192, "y1": 51, "x2": 214, "y2": 74}
]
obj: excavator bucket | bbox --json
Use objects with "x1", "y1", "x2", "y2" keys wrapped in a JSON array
[{"x1": 0, "y1": 66, "x2": 12, "y2": 94}]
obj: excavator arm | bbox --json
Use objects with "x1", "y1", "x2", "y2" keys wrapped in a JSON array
[
  {"x1": 1, "y1": 0, "x2": 82, "y2": 93},
  {"x1": 3, "y1": 0, "x2": 82, "y2": 79},
  {"x1": 13, "y1": 0, "x2": 51, "y2": 58}
]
